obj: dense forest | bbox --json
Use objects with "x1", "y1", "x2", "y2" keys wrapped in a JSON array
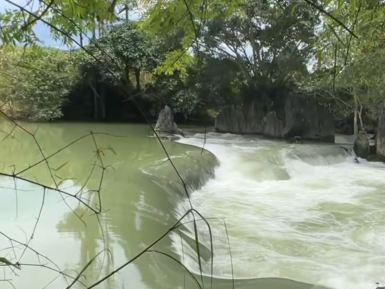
[{"x1": 1, "y1": 0, "x2": 385, "y2": 156}]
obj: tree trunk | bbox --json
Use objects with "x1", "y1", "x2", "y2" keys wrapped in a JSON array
[
  {"x1": 93, "y1": 91, "x2": 98, "y2": 120},
  {"x1": 135, "y1": 68, "x2": 141, "y2": 91},
  {"x1": 98, "y1": 20, "x2": 104, "y2": 37},
  {"x1": 358, "y1": 104, "x2": 364, "y2": 132},
  {"x1": 91, "y1": 17, "x2": 97, "y2": 41},
  {"x1": 89, "y1": 80, "x2": 100, "y2": 120},
  {"x1": 125, "y1": 65, "x2": 130, "y2": 85},
  {"x1": 99, "y1": 87, "x2": 107, "y2": 120},
  {"x1": 79, "y1": 33, "x2": 83, "y2": 47}
]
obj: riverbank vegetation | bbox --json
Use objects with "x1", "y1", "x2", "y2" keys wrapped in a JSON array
[
  {"x1": 0, "y1": 46, "x2": 77, "y2": 120},
  {"x1": 1, "y1": 0, "x2": 385, "y2": 135},
  {"x1": 0, "y1": 0, "x2": 385, "y2": 133},
  {"x1": 2, "y1": 1, "x2": 385, "y2": 288}
]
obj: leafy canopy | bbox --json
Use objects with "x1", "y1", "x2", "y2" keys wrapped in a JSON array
[{"x1": 0, "y1": 46, "x2": 78, "y2": 120}]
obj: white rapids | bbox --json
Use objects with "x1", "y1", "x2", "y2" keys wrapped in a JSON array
[{"x1": 173, "y1": 132, "x2": 385, "y2": 289}]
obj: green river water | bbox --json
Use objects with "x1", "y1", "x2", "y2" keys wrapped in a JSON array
[{"x1": 0, "y1": 122, "x2": 385, "y2": 289}]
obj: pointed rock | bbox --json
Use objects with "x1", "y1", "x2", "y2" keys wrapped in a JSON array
[{"x1": 155, "y1": 105, "x2": 184, "y2": 136}]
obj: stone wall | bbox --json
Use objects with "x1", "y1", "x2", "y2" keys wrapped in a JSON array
[{"x1": 215, "y1": 95, "x2": 335, "y2": 142}]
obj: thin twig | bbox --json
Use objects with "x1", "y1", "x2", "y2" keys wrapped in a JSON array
[{"x1": 303, "y1": 0, "x2": 358, "y2": 38}]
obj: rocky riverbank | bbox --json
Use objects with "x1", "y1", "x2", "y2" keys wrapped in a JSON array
[{"x1": 215, "y1": 94, "x2": 335, "y2": 142}]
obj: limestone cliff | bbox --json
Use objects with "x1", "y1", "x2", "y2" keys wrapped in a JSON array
[{"x1": 215, "y1": 95, "x2": 335, "y2": 142}]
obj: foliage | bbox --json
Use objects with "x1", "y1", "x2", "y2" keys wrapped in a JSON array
[
  {"x1": 0, "y1": 0, "x2": 137, "y2": 46},
  {"x1": 79, "y1": 20, "x2": 203, "y2": 120},
  {"x1": 149, "y1": 57, "x2": 244, "y2": 119},
  {"x1": 189, "y1": 57, "x2": 244, "y2": 107},
  {"x1": 2, "y1": 0, "x2": 385, "y2": 126},
  {"x1": 142, "y1": 0, "x2": 321, "y2": 120},
  {"x1": 201, "y1": 0, "x2": 318, "y2": 86},
  {"x1": 160, "y1": 0, "x2": 319, "y2": 117},
  {"x1": 315, "y1": 0, "x2": 385, "y2": 68},
  {"x1": 339, "y1": 49, "x2": 385, "y2": 121},
  {"x1": 141, "y1": 0, "x2": 240, "y2": 74},
  {"x1": 312, "y1": 0, "x2": 385, "y2": 130},
  {"x1": 0, "y1": 46, "x2": 78, "y2": 120},
  {"x1": 82, "y1": 21, "x2": 160, "y2": 87},
  {"x1": 153, "y1": 50, "x2": 194, "y2": 78}
]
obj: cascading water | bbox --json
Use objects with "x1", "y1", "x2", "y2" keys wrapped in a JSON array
[{"x1": 173, "y1": 132, "x2": 385, "y2": 289}]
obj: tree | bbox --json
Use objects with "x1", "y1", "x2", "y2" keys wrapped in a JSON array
[
  {"x1": 141, "y1": 0, "x2": 240, "y2": 75},
  {"x1": 96, "y1": 21, "x2": 160, "y2": 91},
  {"x1": 202, "y1": 1, "x2": 318, "y2": 87},
  {"x1": 77, "y1": 21, "x2": 161, "y2": 120},
  {"x1": 0, "y1": 0, "x2": 131, "y2": 46},
  {"x1": 143, "y1": 0, "x2": 320, "y2": 121},
  {"x1": 313, "y1": 0, "x2": 385, "y2": 135},
  {"x1": 185, "y1": 57, "x2": 244, "y2": 116},
  {"x1": 0, "y1": 46, "x2": 77, "y2": 120}
]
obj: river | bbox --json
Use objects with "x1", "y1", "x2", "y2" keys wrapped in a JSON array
[{"x1": 0, "y1": 123, "x2": 384, "y2": 289}]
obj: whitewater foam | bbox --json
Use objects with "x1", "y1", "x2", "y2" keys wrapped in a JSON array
[{"x1": 173, "y1": 132, "x2": 385, "y2": 289}]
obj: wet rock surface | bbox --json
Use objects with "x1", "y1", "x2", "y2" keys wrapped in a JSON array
[{"x1": 354, "y1": 131, "x2": 370, "y2": 159}]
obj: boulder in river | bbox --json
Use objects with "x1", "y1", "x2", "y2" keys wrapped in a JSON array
[
  {"x1": 215, "y1": 94, "x2": 335, "y2": 142},
  {"x1": 377, "y1": 101, "x2": 385, "y2": 158},
  {"x1": 155, "y1": 105, "x2": 184, "y2": 136},
  {"x1": 354, "y1": 131, "x2": 370, "y2": 159}
]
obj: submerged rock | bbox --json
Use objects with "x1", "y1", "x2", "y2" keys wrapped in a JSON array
[
  {"x1": 354, "y1": 131, "x2": 370, "y2": 158},
  {"x1": 155, "y1": 105, "x2": 184, "y2": 136},
  {"x1": 215, "y1": 94, "x2": 335, "y2": 142},
  {"x1": 377, "y1": 102, "x2": 385, "y2": 158}
]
